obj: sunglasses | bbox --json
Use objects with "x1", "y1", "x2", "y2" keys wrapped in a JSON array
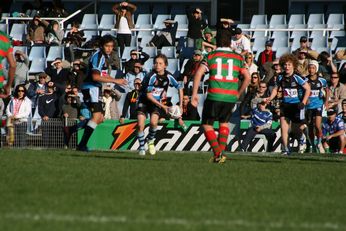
[
  {"x1": 134, "y1": 83, "x2": 141, "y2": 86},
  {"x1": 260, "y1": 86, "x2": 267, "y2": 88},
  {"x1": 252, "y1": 76, "x2": 258, "y2": 79},
  {"x1": 18, "y1": 89, "x2": 25, "y2": 92},
  {"x1": 331, "y1": 77, "x2": 339, "y2": 79}
]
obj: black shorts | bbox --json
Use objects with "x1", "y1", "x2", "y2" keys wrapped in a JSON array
[
  {"x1": 328, "y1": 137, "x2": 342, "y2": 152},
  {"x1": 202, "y1": 99, "x2": 235, "y2": 125},
  {"x1": 305, "y1": 108, "x2": 323, "y2": 125},
  {"x1": 280, "y1": 103, "x2": 305, "y2": 123},
  {"x1": 137, "y1": 101, "x2": 166, "y2": 117},
  {"x1": 81, "y1": 88, "x2": 104, "y2": 113}
]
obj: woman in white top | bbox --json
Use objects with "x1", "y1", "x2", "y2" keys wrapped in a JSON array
[
  {"x1": 244, "y1": 53, "x2": 258, "y2": 76},
  {"x1": 112, "y1": 1, "x2": 137, "y2": 55}
]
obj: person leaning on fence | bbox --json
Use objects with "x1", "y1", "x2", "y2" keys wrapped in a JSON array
[
  {"x1": 5, "y1": 84, "x2": 32, "y2": 146},
  {"x1": 148, "y1": 19, "x2": 178, "y2": 49},
  {"x1": 239, "y1": 101, "x2": 276, "y2": 152}
]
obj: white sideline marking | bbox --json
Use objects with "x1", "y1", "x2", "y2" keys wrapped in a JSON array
[{"x1": 1, "y1": 212, "x2": 344, "y2": 229}]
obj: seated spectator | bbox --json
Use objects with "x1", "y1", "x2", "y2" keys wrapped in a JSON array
[
  {"x1": 68, "y1": 60, "x2": 87, "y2": 89},
  {"x1": 103, "y1": 86, "x2": 122, "y2": 120},
  {"x1": 244, "y1": 52, "x2": 258, "y2": 76},
  {"x1": 240, "y1": 72, "x2": 261, "y2": 118},
  {"x1": 46, "y1": 20, "x2": 64, "y2": 46},
  {"x1": 26, "y1": 15, "x2": 49, "y2": 45},
  {"x1": 296, "y1": 49, "x2": 310, "y2": 77},
  {"x1": 38, "y1": 81, "x2": 59, "y2": 120},
  {"x1": 148, "y1": 19, "x2": 178, "y2": 49},
  {"x1": 124, "y1": 49, "x2": 149, "y2": 73},
  {"x1": 187, "y1": 7, "x2": 208, "y2": 48},
  {"x1": 328, "y1": 72, "x2": 346, "y2": 112},
  {"x1": 231, "y1": 27, "x2": 251, "y2": 56},
  {"x1": 318, "y1": 51, "x2": 338, "y2": 82},
  {"x1": 181, "y1": 95, "x2": 200, "y2": 120},
  {"x1": 181, "y1": 49, "x2": 205, "y2": 95},
  {"x1": 63, "y1": 21, "x2": 85, "y2": 62},
  {"x1": 292, "y1": 36, "x2": 319, "y2": 60},
  {"x1": 27, "y1": 72, "x2": 49, "y2": 116},
  {"x1": 239, "y1": 101, "x2": 276, "y2": 152},
  {"x1": 125, "y1": 61, "x2": 146, "y2": 91},
  {"x1": 6, "y1": 84, "x2": 32, "y2": 146},
  {"x1": 338, "y1": 99, "x2": 346, "y2": 125},
  {"x1": 62, "y1": 93, "x2": 81, "y2": 120},
  {"x1": 45, "y1": 57, "x2": 69, "y2": 96},
  {"x1": 257, "y1": 40, "x2": 276, "y2": 78},
  {"x1": 120, "y1": 78, "x2": 141, "y2": 123},
  {"x1": 14, "y1": 50, "x2": 29, "y2": 87},
  {"x1": 339, "y1": 61, "x2": 346, "y2": 84},
  {"x1": 322, "y1": 108, "x2": 345, "y2": 154},
  {"x1": 195, "y1": 28, "x2": 216, "y2": 53}
]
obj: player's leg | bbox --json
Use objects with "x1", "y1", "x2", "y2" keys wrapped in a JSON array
[
  {"x1": 147, "y1": 112, "x2": 159, "y2": 155},
  {"x1": 217, "y1": 102, "x2": 235, "y2": 153},
  {"x1": 137, "y1": 113, "x2": 147, "y2": 155},
  {"x1": 280, "y1": 116, "x2": 290, "y2": 155},
  {"x1": 202, "y1": 124, "x2": 221, "y2": 159},
  {"x1": 315, "y1": 114, "x2": 325, "y2": 153},
  {"x1": 77, "y1": 111, "x2": 103, "y2": 151},
  {"x1": 338, "y1": 135, "x2": 345, "y2": 154}
]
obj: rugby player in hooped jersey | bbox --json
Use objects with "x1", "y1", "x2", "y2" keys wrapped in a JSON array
[
  {"x1": 268, "y1": 54, "x2": 311, "y2": 155},
  {"x1": 136, "y1": 54, "x2": 183, "y2": 156},
  {"x1": 191, "y1": 34, "x2": 251, "y2": 163}
]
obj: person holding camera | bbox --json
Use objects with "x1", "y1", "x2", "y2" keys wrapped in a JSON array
[
  {"x1": 68, "y1": 60, "x2": 86, "y2": 89},
  {"x1": 62, "y1": 93, "x2": 81, "y2": 120},
  {"x1": 125, "y1": 60, "x2": 146, "y2": 91},
  {"x1": 124, "y1": 49, "x2": 150, "y2": 74},
  {"x1": 63, "y1": 21, "x2": 85, "y2": 62}
]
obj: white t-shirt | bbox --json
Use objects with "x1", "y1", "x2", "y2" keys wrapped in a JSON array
[
  {"x1": 117, "y1": 16, "x2": 131, "y2": 34},
  {"x1": 231, "y1": 35, "x2": 251, "y2": 54}
]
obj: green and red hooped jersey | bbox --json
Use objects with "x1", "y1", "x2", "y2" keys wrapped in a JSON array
[
  {"x1": 203, "y1": 48, "x2": 245, "y2": 103},
  {"x1": 0, "y1": 31, "x2": 13, "y2": 88}
]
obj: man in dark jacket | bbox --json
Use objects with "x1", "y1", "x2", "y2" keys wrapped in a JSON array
[
  {"x1": 148, "y1": 20, "x2": 178, "y2": 49},
  {"x1": 45, "y1": 57, "x2": 69, "y2": 96},
  {"x1": 38, "y1": 81, "x2": 59, "y2": 120},
  {"x1": 124, "y1": 49, "x2": 150, "y2": 74},
  {"x1": 119, "y1": 78, "x2": 141, "y2": 123},
  {"x1": 181, "y1": 95, "x2": 200, "y2": 120},
  {"x1": 187, "y1": 8, "x2": 208, "y2": 48}
]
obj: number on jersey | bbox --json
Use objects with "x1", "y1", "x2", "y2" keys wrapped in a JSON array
[{"x1": 215, "y1": 58, "x2": 234, "y2": 80}]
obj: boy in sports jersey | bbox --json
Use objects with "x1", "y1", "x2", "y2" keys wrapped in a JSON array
[
  {"x1": 136, "y1": 54, "x2": 183, "y2": 155},
  {"x1": 305, "y1": 60, "x2": 328, "y2": 153},
  {"x1": 74, "y1": 35, "x2": 127, "y2": 151},
  {"x1": 268, "y1": 54, "x2": 311, "y2": 155},
  {"x1": 322, "y1": 108, "x2": 345, "y2": 154},
  {"x1": 191, "y1": 34, "x2": 251, "y2": 163}
]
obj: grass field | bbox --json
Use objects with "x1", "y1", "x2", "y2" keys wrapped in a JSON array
[{"x1": 0, "y1": 149, "x2": 345, "y2": 231}]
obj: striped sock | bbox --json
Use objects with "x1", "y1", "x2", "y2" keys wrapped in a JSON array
[
  {"x1": 218, "y1": 125, "x2": 229, "y2": 153},
  {"x1": 138, "y1": 131, "x2": 145, "y2": 150},
  {"x1": 147, "y1": 127, "x2": 157, "y2": 142},
  {"x1": 204, "y1": 129, "x2": 221, "y2": 158}
]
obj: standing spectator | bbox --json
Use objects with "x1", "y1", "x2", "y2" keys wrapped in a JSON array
[
  {"x1": 244, "y1": 53, "x2": 258, "y2": 76},
  {"x1": 239, "y1": 101, "x2": 276, "y2": 152},
  {"x1": 124, "y1": 49, "x2": 149, "y2": 74},
  {"x1": 27, "y1": 72, "x2": 49, "y2": 116},
  {"x1": 328, "y1": 72, "x2": 346, "y2": 113},
  {"x1": 322, "y1": 108, "x2": 345, "y2": 154},
  {"x1": 187, "y1": 8, "x2": 208, "y2": 48},
  {"x1": 46, "y1": 20, "x2": 64, "y2": 46},
  {"x1": 103, "y1": 86, "x2": 122, "y2": 120},
  {"x1": 120, "y1": 78, "x2": 141, "y2": 123},
  {"x1": 45, "y1": 57, "x2": 69, "y2": 96},
  {"x1": 195, "y1": 28, "x2": 216, "y2": 53},
  {"x1": 231, "y1": 28, "x2": 251, "y2": 56},
  {"x1": 112, "y1": 1, "x2": 137, "y2": 55},
  {"x1": 68, "y1": 60, "x2": 87, "y2": 89},
  {"x1": 148, "y1": 19, "x2": 178, "y2": 49},
  {"x1": 14, "y1": 50, "x2": 29, "y2": 87},
  {"x1": 181, "y1": 49, "x2": 205, "y2": 95},
  {"x1": 216, "y1": 18, "x2": 235, "y2": 46},
  {"x1": 318, "y1": 51, "x2": 338, "y2": 82},
  {"x1": 181, "y1": 95, "x2": 200, "y2": 120},
  {"x1": 26, "y1": 15, "x2": 49, "y2": 45},
  {"x1": 125, "y1": 61, "x2": 146, "y2": 91},
  {"x1": 268, "y1": 54, "x2": 311, "y2": 155},
  {"x1": 63, "y1": 21, "x2": 85, "y2": 62},
  {"x1": 38, "y1": 81, "x2": 59, "y2": 120},
  {"x1": 292, "y1": 36, "x2": 319, "y2": 60},
  {"x1": 5, "y1": 84, "x2": 32, "y2": 146},
  {"x1": 257, "y1": 40, "x2": 276, "y2": 78}
]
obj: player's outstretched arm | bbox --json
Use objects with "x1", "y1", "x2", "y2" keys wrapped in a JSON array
[
  {"x1": 301, "y1": 82, "x2": 311, "y2": 106},
  {"x1": 91, "y1": 70, "x2": 128, "y2": 86},
  {"x1": 191, "y1": 65, "x2": 206, "y2": 107},
  {"x1": 0, "y1": 51, "x2": 16, "y2": 98}
]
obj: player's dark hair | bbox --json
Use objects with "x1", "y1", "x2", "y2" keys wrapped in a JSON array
[
  {"x1": 216, "y1": 33, "x2": 231, "y2": 47},
  {"x1": 100, "y1": 34, "x2": 115, "y2": 47},
  {"x1": 154, "y1": 54, "x2": 168, "y2": 66}
]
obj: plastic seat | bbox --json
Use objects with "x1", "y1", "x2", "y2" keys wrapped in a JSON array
[
  {"x1": 252, "y1": 24, "x2": 268, "y2": 39},
  {"x1": 180, "y1": 58, "x2": 189, "y2": 74},
  {"x1": 141, "y1": 46, "x2": 158, "y2": 58},
  {"x1": 28, "y1": 46, "x2": 46, "y2": 61},
  {"x1": 290, "y1": 24, "x2": 308, "y2": 39},
  {"x1": 137, "y1": 24, "x2": 154, "y2": 39},
  {"x1": 311, "y1": 36, "x2": 327, "y2": 50},
  {"x1": 271, "y1": 28, "x2": 289, "y2": 40},
  {"x1": 10, "y1": 24, "x2": 27, "y2": 41},
  {"x1": 139, "y1": 35, "x2": 153, "y2": 47},
  {"x1": 167, "y1": 58, "x2": 180, "y2": 78},
  {"x1": 135, "y1": 14, "x2": 152, "y2": 28},
  {"x1": 327, "y1": 14, "x2": 345, "y2": 29},
  {"x1": 83, "y1": 29, "x2": 99, "y2": 43},
  {"x1": 179, "y1": 47, "x2": 194, "y2": 60},
  {"x1": 28, "y1": 58, "x2": 47, "y2": 74},
  {"x1": 290, "y1": 37, "x2": 301, "y2": 53},
  {"x1": 252, "y1": 36, "x2": 268, "y2": 53},
  {"x1": 160, "y1": 46, "x2": 176, "y2": 58},
  {"x1": 154, "y1": 14, "x2": 171, "y2": 29},
  {"x1": 269, "y1": 15, "x2": 287, "y2": 29},
  {"x1": 176, "y1": 23, "x2": 188, "y2": 39},
  {"x1": 288, "y1": 14, "x2": 305, "y2": 29},
  {"x1": 275, "y1": 47, "x2": 290, "y2": 58},
  {"x1": 330, "y1": 31, "x2": 346, "y2": 39},
  {"x1": 121, "y1": 46, "x2": 137, "y2": 61},
  {"x1": 315, "y1": 47, "x2": 330, "y2": 54},
  {"x1": 81, "y1": 14, "x2": 98, "y2": 29},
  {"x1": 250, "y1": 15, "x2": 267, "y2": 29},
  {"x1": 0, "y1": 24, "x2": 7, "y2": 33},
  {"x1": 272, "y1": 37, "x2": 289, "y2": 52},
  {"x1": 46, "y1": 46, "x2": 64, "y2": 62},
  {"x1": 99, "y1": 14, "x2": 115, "y2": 30},
  {"x1": 174, "y1": 14, "x2": 188, "y2": 25},
  {"x1": 101, "y1": 30, "x2": 117, "y2": 37},
  {"x1": 307, "y1": 14, "x2": 325, "y2": 29}
]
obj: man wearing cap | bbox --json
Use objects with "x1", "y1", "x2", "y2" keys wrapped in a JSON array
[
  {"x1": 27, "y1": 72, "x2": 49, "y2": 116},
  {"x1": 293, "y1": 36, "x2": 319, "y2": 60},
  {"x1": 124, "y1": 49, "x2": 149, "y2": 74},
  {"x1": 327, "y1": 72, "x2": 346, "y2": 112},
  {"x1": 45, "y1": 57, "x2": 69, "y2": 96},
  {"x1": 187, "y1": 8, "x2": 208, "y2": 48},
  {"x1": 322, "y1": 108, "x2": 345, "y2": 154},
  {"x1": 148, "y1": 19, "x2": 178, "y2": 49},
  {"x1": 296, "y1": 49, "x2": 311, "y2": 77},
  {"x1": 240, "y1": 101, "x2": 276, "y2": 152},
  {"x1": 125, "y1": 60, "x2": 146, "y2": 91},
  {"x1": 305, "y1": 60, "x2": 328, "y2": 153},
  {"x1": 195, "y1": 27, "x2": 216, "y2": 53},
  {"x1": 257, "y1": 40, "x2": 276, "y2": 78},
  {"x1": 231, "y1": 27, "x2": 251, "y2": 56},
  {"x1": 181, "y1": 49, "x2": 205, "y2": 95},
  {"x1": 14, "y1": 50, "x2": 29, "y2": 87}
]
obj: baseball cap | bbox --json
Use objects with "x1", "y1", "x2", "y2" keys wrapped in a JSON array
[
  {"x1": 163, "y1": 19, "x2": 175, "y2": 24},
  {"x1": 203, "y1": 27, "x2": 212, "y2": 35},
  {"x1": 234, "y1": 28, "x2": 242, "y2": 35},
  {"x1": 194, "y1": 8, "x2": 202, "y2": 14},
  {"x1": 308, "y1": 60, "x2": 319, "y2": 70},
  {"x1": 194, "y1": 50, "x2": 202, "y2": 56},
  {"x1": 327, "y1": 108, "x2": 337, "y2": 116},
  {"x1": 52, "y1": 58, "x2": 62, "y2": 65},
  {"x1": 300, "y1": 36, "x2": 308, "y2": 42},
  {"x1": 265, "y1": 40, "x2": 273, "y2": 46}
]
